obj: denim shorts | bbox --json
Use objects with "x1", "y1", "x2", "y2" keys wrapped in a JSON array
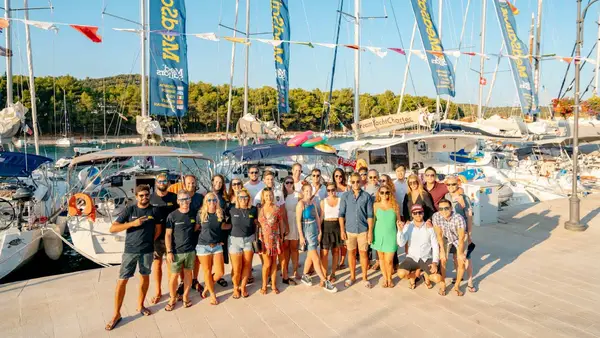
[
  {"x1": 119, "y1": 252, "x2": 153, "y2": 279},
  {"x1": 195, "y1": 244, "x2": 224, "y2": 256},
  {"x1": 302, "y1": 220, "x2": 319, "y2": 251},
  {"x1": 229, "y1": 234, "x2": 255, "y2": 254},
  {"x1": 170, "y1": 252, "x2": 196, "y2": 273}
]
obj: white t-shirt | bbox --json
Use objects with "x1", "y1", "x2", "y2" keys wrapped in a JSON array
[
  {"x1": 284, "y1": 192, "x2": 300, "y2": 240},
  {"x1": 244, "y1": 181, "x2": 265, "y2": 202},
  {"x1": 253, "y1": 187, "x2": 285, "y2": 207},
  {"x1": 294, "y1": 180, "x2": 305, "y2": 193}
]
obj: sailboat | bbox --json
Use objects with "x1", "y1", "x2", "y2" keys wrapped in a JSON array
[{"x1": 55, "y1": 89, "x2": 74, "y2": 147}]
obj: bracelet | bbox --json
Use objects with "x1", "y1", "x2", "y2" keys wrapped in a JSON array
[{"x1": 167, "y1": 250, "x2": 173, "y2": 254}]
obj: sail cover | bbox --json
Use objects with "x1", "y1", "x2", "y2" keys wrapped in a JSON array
[
  {"x1": 410, "y1": 0, "x2": 456, "y2": 97},
  {"x1": 149, "y1": 0, "x2": 188, "y2": 117},
  {"x1": 492, "y1": 0, "x2": 539, "y2": 117},
  {"x1": 271, "y1": 0, "x2": 290, "y2": 114}
]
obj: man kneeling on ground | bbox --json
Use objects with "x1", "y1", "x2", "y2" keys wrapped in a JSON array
[{"x1": 397, "y1": 204, "x2": 442, "y2": 290}]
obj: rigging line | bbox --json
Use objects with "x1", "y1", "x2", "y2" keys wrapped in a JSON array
[
  {"x1": 388, "y1": 0, "x2": 416, "y2": 95},
  {"x1": 321, "y1": 0, "x2": 344, "y2": 132},
  {"x1": 300, "y1": 0, "x2": 322, "y2": 89},
  {"x1": 560, "y1": 40, "x2": 598, "y2": 98}
]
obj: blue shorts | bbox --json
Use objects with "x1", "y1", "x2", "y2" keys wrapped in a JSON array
[
  {"x1": 229, "y1": 234, "x2": 255, "y2": 254},
  {"x1": 302, "y1": 220, "x2": 319, "y2": 251},
  {"x1": 196, "y1": 244, "x2": 224, "y2": 256},
  {"x1": 119, "y1": 252, "x2": 153, "y2": 279}
]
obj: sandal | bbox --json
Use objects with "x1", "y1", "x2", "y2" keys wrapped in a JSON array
[
  {"x1": 370, "y1": 262, "x2": 380, "y2": 271},
  {"x1": 105, "y1": 317, "x2": 122, "y2": 331},
  {"x1": 454, "y1": 288, "x2": 464, "y2": 297},
  {"x1": 438, "y1": 287, "x2": 447, "y2": 296},
  {"x1": 210, "y1": 297, "x2": 219, "y2": 305},
  {"x1": 344, "y1": 279, "x2": 354, "y2": 288},
  {"x1": 388, "y1": 280, "x2": 395, "y2": 288},
  {"x1": 282, "y1": 278, "x2": 297, "y2": 285},
  {"x1": 272, "y1": 287, "x2": 280, "y2": 294},
  {"x1": 328, "y1": 274, "x2": 337, "y2": 283},
  {"x1": 183, "y1": 300, "x2": 193, "y2": 308},
  {"x1": 408, "y1": 281, "x2": 416, "y2": 290},
  {"x1": 467, "y1": 284, "x2": 477, "y2": 293},
  {"x1": 232, "y1": 289, "x2": 241, "y2": 299},
  {"x1": 201, "y1": 289, "x2": 209, "y2": 299},
  {"x1": 247, "y1": 276, "x2": 255, "y2": 284},
  {"x1": 150, "y1": 295, "x2": 162, "y2": 305},
  {"x1": 382, "y1": 281, "x2": 389, "y2": 288},
  {"x1": 364, "y1": 280, "x2": 372, "y2": 289},
  {"x1": 216, "y1": 278, "x2": 228, "y2": 287},
  {"x1": 164, "y1": 301, "x2": 176, "y2": 312},
  {"x1": 241, "y1": 289, "x2": 249, "y2": 298},
  {"x1": 138, "y1": 307, "x2": 152, "y2": 316},
  {"x1": 260, "y1": 287, "x2": 268, "y2": 295}
]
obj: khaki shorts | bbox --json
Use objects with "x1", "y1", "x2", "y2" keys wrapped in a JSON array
[{"x1": 345, "y1": 232, "x2": 368, "y2": 251}]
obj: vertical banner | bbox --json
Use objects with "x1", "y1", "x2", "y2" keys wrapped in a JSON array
[
  {"x1": 149, "y1": 0, "x2": 188, "y2": 117},
  {"x1": 410, "y1": 0, "x2": 456, "y2": 97},
  {"x1": 271, "y1": 0, "x2": 290, "y2": 114},
  {"x1": 492, "y1": 0, "x2": 539, "y2": 116}
]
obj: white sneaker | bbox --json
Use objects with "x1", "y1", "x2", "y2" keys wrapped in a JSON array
[{"x1": 323, "y1": 280, "x2": 338, "y2": 293}]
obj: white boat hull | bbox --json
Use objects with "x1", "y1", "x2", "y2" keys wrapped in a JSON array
[
  {"x1": 66, "y1": 215, "x2": 125, "y2": 265},
  {"x1": 56, "y1": 137, "x2": 73, "y2": 147},
  {"x1": 0, "y1": 227, "x2": 42, "y2": 280}
]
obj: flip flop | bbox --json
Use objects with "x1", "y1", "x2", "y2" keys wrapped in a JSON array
[
  {"x1": 164, "y1": 302, "x2": 176, "y2": 312},
  {"x1": 438, "y1": 287, "x2": 447, "y2": 296},
  {"x1": 344, "y1": 279, "x2": 354, "y2": 288},
  {"x1": 150, "y1": 295, "x2": 162, "y2": 305},
  {"x1": 454, "y1": 288, "x2": 465, "y2": 297},
  {"x1": 388, "y1": 280, "x2": 395, "y2": 288},
  {"x1": 467, "y1": 285, "x2": 477, "y2": 293},
  {"x1": 217, "y1": 278, "x2": 228, "y2": 287},
  {"x1": 272, "y1": 287, "x2": 280, "y2": 294},
  {"x1": 241, "y1": 289, "x2": 249, "y2": 298},
  {"x1": 408, "y1": 282, "x2": 416, "y2": 290},
  {"x1": 105, "y1": 317, "x2": 122, "y2": 331},
  {"x1": 232, "y1": 290, "x2": 241, "y2": 299},
  {"x1": 260, "y1": 287, "x2": 268, "y2": 295},
  {"x1": 329, "y1": 274, "x2": 337, "y2": 283},
  {"x1": 210, "y1": 298, "x2": 219, "y2": 305},
  {"x1": 184, "y1": 300, "x2": 193, "y2": 308},
  {"x1": 138, "y1": 307, "x2": 152, "y2": 316},
  {"x1": 364, "y1": 280, "x2": 372, "y2": 289}
]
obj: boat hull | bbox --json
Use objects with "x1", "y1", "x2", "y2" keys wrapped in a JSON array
[{"x1": 0, "y1": 228, "x2": 42, "y2": 280}]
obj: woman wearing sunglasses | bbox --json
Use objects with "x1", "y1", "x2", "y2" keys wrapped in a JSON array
[
  {"x1": 228, "y1": 178, "x2": 244, "y2": 202},
  {"x1": 211, "y1": 175, "x2": 232, "y2": 288},
  {"x1": 282, "y1": 176, "x2": 301, "y2": 282},
  {"x1": 319, "y1": 182, "x2": 343, "y2": 283},
  {"x1": 228, "y1": 188, "x2": 257, "y2": 299},
  {"x1": 258, "y1": 189, "x2": 286, "y2": 294},
  {"x1": 296, "y1": 183, "x2": 337, "y2": 292},
  {"x1": 195, "y1": 192, "x2": 226, "y2": 305},
  {"x1": 402, "y1": 174, "x2": 435, "y2": 222},
  {"x1": 371, "y1": 185, "x2": 402, "y2": 288}
]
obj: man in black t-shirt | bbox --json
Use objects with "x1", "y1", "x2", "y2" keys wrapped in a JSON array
[
  {"x1": 149, "y1": 173, "x2": 178, "y2": 305},
  {"x1": 105, "y1": 185, "x2": 160, "y2": 331},
  {"x1": 183, "y1": 174, "x2": 204, "y2": 294},
  {"x1": 164, "y1": 190, "x2": 198, "y2": 310}
]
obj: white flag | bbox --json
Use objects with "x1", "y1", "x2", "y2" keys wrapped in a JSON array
[
  {"x1": 314, "y1": 43, "x2": 336, "y2": 49},
  {"x1": 366, "y1": 47, "x2": 388, "y2": 58},
  {"x1": 444, "y1": 50, "x2": 461, "y2": 58},
  {"x1": 113, "y1": 28, "x2": 140, "y2": 33},
  {"x1": 256, "y1": 38, "x2": 283, "y2": 47},
  {"x1": 411, "y1": 50, "x2": 427, "y2": 61},
  {"x1": 195, "y1": 33, "x2": 219, "y2": 41},
  {"x1": 22, "y1": 19, "x2": 58, "y2": 32}
]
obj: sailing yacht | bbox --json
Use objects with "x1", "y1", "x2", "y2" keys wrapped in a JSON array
[{"x1": 56, "y1": 89, "x2": 74, "y2": 147}]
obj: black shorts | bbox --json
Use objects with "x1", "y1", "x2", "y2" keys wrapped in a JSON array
[
  {"x1": 399, "y1": 257, "x2": 433, "y2": 273},
  {"x1": 321, "y1": 220, "x2": 343, "y2": 250}
]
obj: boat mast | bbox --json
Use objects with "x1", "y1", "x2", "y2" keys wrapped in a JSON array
[
  {"x1": 224, "y1": 0, "x2": 240, "y2": 150},
  {"x1": 63, "y1": 88, "x2": 67, "y2": 137},
  {"x1": 322, "y1": 0, "x2": 344, "y2": 131},
  {"x1": 435, "y1": 0, "x2": 442, "y2": 117},
  {"x1": 140, "y1": 0, "x2": 148, "y2": 119},
  {"x1": 4, "y1": 0, "x2": 12, "y2": 107},
  {"x1": 243, "y1": 0, "x2": 250, "y2": 118},
  {"x1": 353, "y1": 0, "x2": 360, "y2": 138},
  {"x1": 397, "y1": 22, "x2": 417, "y2": 114},
  {"x1": 533, "y1": 0, "x2": 543, "y2": 101},
  {"x1": 528, "y1": 13, "x2": 534, "y2": 63},
  {"x1": 23, "y1": 0, "x2": 39, "y2": 155},
  {"x1": 595, "y1": 15, "x2": 600, "y2": 96},
  {"x1": 477, "y1": 0, "x2": 487, "y2": 120}
]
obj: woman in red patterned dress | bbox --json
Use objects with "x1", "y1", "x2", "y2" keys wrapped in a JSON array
[{"x1": 258, "y1": 188, "x2": 287, "y2": 294}]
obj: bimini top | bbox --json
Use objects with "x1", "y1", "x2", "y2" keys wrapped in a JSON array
[
  {"x1": 223, "y1": 143, "x2": 337, "y2": 162},
  {"x1": 68, "y1": 146, "x2": 213, "y2": 168},
  {"x1": 0, "y1": 151, "x2": 52, "y2": 177},
  {"x1": 337, "y1": 132, "x2": 488, "y2": 153}
]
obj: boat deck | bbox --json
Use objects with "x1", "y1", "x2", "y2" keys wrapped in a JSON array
[{"x1": 1, "y1": 196, "x2": 599, "y2": 337}]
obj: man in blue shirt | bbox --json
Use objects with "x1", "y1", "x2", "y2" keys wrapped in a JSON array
[{"x1": 339, "y1": 172, "x2": 374, "y2": 288}]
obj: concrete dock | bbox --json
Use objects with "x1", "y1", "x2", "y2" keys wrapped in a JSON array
[{"x1": 1, "y1": 196, "x2": 599, "y2": 337}]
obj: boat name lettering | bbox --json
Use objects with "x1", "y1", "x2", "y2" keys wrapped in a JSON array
[
  {"x1": 501, "y1": 6, "x2": 527, "y2": 79},
  {"x1": 431, "y1": 56, "x2": 447, "y2": 67},
  {"x1": 417, "y1": 0, "x2": 442, "y2": 52},
  {"x1": 271, "y1": 0, "x2": 285, "y2": 64},
  {"x1": 161, "y1": 0, "x2": 180, "y2": 63},
  {"x1": 157, "y1": 65, "x2": 184, "y2": 81}
]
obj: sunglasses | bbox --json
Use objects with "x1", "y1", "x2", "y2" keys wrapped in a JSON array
[
  {"x1": 312, "y1": 174, "x2": 321, "y2": 177},
  {"x1": 264, "y1": 187, "x2": 272, "y2": 191},
  {"x1": 425, "y1": 174, "x2": 436, "y2": 177},
  {"x1": 207, "y1": 199, "x2": 218, "y2": 203},
  {"x1": 334, "y1": 175, "x2": 343, "y2": 178},
  {"x1": 327, "y1": 189, "x2": 336, "y2": 193},
  {"x1": 369, "y1": 176, "x2": 378, "y2": 179},
  {"x1": 439, "y1": 206, "x2": 451, "y2": 211},
  {"x1": 285, "y1": 181, "x2": 294, "y2": 185},
  {"x1": 379, "y1": 179, "x2": 388, "y2": 183},
  {"x1": 408, "y1": 181, "x2": 418, "y2": 185},
  {"x1": 412, "y1": 211, "x2": 424, "y2": 215},
  {"x1": 447, "y1": 183, "x2": 458, "y2": 187},
  {"x1": 249, "y1": 171, "x2": 259, "y2": 174},
  {"x1": 351, "y1": 180, "x2": 360, "y2": 184},
  {"x1": 178, "y1": 197, "x2": 191, "y2": 202},
  {"x1": 359, "y1": 173, "x2": 367, "y2": 176},
  {"x1": 379, "y1": 191, "x2": 390, "y2": 196},
  {"x1": 238, "y1": 196, "x2": 249, "y2": 200},
  {"x1": 232, "y1": 182, "x2": 242, "y2": 186},
  {"x1": 157, "y1": 180, "x2": 168, "y2": 184},
  {"x1": 137, "y1": 193, "x2": 149, "y2": 198}
]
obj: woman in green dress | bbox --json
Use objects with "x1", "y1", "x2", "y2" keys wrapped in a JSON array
[{"x1": 371, "y1": 184, "x2": 402, "y2": 288}]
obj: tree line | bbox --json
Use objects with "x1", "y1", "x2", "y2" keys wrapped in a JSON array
[{"x1": 1, "y1": 74, "x2": 595, "y2": 137}]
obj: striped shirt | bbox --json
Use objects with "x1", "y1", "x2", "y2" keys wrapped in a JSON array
[{"x1": 432, "y1": 212, "x2": 466, "y2": 248}]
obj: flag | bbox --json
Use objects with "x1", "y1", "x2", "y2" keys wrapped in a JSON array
[
  {"x1": 0, "y1": 18, "x2": 9, "y2": 28},
  {"x1": 315, "y1": 42, "x2": 336, "y2": 48},
  {"x1": 23, "y1": 20, "x2": 58, "y2": 31},
  {"x1": 24, "y1": 124, "x2": 33, "y2": 136},
  {"x1": 366, "y1": 47, "x2": 387, "y2": 58},
  {"x1": 0, "y1": 46, "x2": 12, "y2": 57},
  {"x1": 70, "y1": 25, "x2": 102, "y2": 43},
  {"x1": 388, "y1": 48, "x2": 406, "y2": 55},
  {"x1": 272, "y1": 0, "x2": 291, "y2": 114},
  {"x1": 505, "y1": 0, "x2": 519, "y2": 15},
  {"x1": 256, "y1": 38, "x2": 282, "y2": 47},
  {"x1": 344, "y1": 44, "x2": 360, "y2": 50},
  {"x1": 113, "y1": 28, "x2": 140, "y2": 33},
  {"x1": 294, "y1": 41, "x2": 314, "y2": 48},
  {"x1": 195, "y1": 33, "x2": 219, "y2": 41},
  {"x1": 480, "y1": 77, "x2": 487, "y2": 85},
  {"x1": 224, "y1": 36, "x2": 250, "y2": 45}
]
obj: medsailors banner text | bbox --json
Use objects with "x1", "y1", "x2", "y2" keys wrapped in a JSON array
[{"x1": 271, "y1": 0, "x2": 290, "y2": 114}]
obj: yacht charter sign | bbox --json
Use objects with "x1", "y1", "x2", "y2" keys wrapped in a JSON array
[{"x1": 351, "y1": 110, "x2": 420, "y2": 138}]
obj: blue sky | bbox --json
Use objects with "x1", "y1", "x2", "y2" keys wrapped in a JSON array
[{"x1": 2, "y1": 0, "x2": 599, "y2": 107}]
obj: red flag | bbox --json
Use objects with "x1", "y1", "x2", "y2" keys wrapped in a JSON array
[
  {"x1": 462, "y1": 52, "x2": 476, "y2": 56},
  {"x1": 24, "y1": 124, "x2": 33, "y2": 135},
  {"x1": 70, "y1": 25, "x2": 102, "y2": 43},
  {"x1": 428, "y1": 50, "x2": 444, "y2": 57},
  {"x1": 388, "y1": 48, "x2": 406, "y2": 55},
  {"x1": 344, "y1": 44, "x2": 359, "y2": 50},
  {"x1": 506, "y1": 1, "x2": 519, "y2": 15},
  {"x1": 480, "y1": 77, "x2": 487, "y2": 86}
]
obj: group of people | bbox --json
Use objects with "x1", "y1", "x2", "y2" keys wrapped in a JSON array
[{"x1": 105, "y1": 163, "x2": 477, "y2": 331}]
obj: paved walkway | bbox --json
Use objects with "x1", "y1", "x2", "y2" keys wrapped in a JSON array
[{"x1": 1, "y1": 196, "x2": 599, "y2": 338}]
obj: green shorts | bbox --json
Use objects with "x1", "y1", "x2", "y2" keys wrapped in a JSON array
[{"x1": 170, "y1": 251, "x2": 196, "y2": 273}]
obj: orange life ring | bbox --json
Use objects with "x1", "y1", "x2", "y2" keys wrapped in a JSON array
[{"x1": 68, "y1": 193, "x2": 96, "y2": 221}]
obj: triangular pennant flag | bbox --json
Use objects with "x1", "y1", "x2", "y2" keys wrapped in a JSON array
[
  {"x1": 366, "y1": 47, "x2": 387, "y2": 58},
  {"x1": 344, "y1": 44, "x2": 360, "y2": 50},
  {"x1": 257, "y1": 38, "x2": 283, "y2": 47},
  {"x1": 315, "y1": 42, "x2": 336, "y2": 48},
  {"x1": 0, "y1": 18, "x2": 9, "y2": 28},
  {"x1": 560, "y1": 57, "x2": 573, "y2": 63},
  {"x1": 388, "y1": 48, "x2": 406, "y2": 55},
  {"x1": 70, "y1": 25, "x2": 102, "y2": 43},
  {"x1": 411, "y1": 50, "x2": 427, "y2": 61},
  {"x1": 428, "y1": 50, "x2": 444, "y2": 57},
  {"x1": 155, "y1": 30, "x2": 180, "y2": 37},
  {"x1": 293, "y1": 41, "x2": 314, "y2": 48},
  {"x1": 444, "y1": 50, "x2": 461, "y2": 58},
  {"x1": 0, "y1": 46, "x2": 12, "y2": 57},
  {"x1": 195, "y1": 33, "x2": 219, "y2": 41},
  {"x1": 480, "y1": 77, "x2": 487, "y2": 86},
  {"x1": 23, "y1": 20, "x2": 58, "y2": 32},
  {"x1": 113, "y1": 28, "x2": 141, "y2": 33},
  {"x1": 506, "y1": 0, "x2": 519, "y2": 15},
  {"x1": 224, "y1": 36, "x2": 250, "y2": 45},
  {"x1": 462, "y1": 52, "x2": 476, "y2": 56}
]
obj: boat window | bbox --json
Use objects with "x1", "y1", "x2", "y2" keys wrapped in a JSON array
[
  {"x1": 369, "y1": 148, "x2": 387, "y2": 165},
  {"x1": 390, "y1": 143, "x2": 409, "y2": 169}
]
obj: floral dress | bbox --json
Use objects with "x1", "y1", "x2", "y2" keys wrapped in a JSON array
[{"x1": 258, "y1": 206, "x2": 283, "y2": 256}]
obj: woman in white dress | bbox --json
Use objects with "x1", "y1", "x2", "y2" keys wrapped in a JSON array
[{"x1": 282, "y1": 176, "x2": 300, "y2": 282}]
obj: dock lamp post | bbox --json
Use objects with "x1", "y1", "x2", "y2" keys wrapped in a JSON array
[{"x1": 565, "y1": 0, "x2": 596, "y2": 232}]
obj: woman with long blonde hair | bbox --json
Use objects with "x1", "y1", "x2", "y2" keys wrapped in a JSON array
[
  {"x1": 371, "y1": 184, "x2": 402, "y2": 287},
  {"x1": 195, "y1": 192, "x2": 225, "y2": 305},
  {"x1": 402, "y1": 174, "x2": 435, "y2": 222},
  {"x1": 258, "y1": 188, "x2": 286, "y2": 294},
  {"x1": 228, "y1": 188, "x2": 257, "y2": 298}
]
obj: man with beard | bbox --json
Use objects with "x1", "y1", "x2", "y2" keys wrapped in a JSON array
[
  {"x1": 149, "y1": 173, "x2": 178, "y2": 305},
  {"x1": 244, "y1": 165, "x2": 265, "y2": 201},
  {"x1": 105, "y1": 185, "x2": 161, "y2": 331}
]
